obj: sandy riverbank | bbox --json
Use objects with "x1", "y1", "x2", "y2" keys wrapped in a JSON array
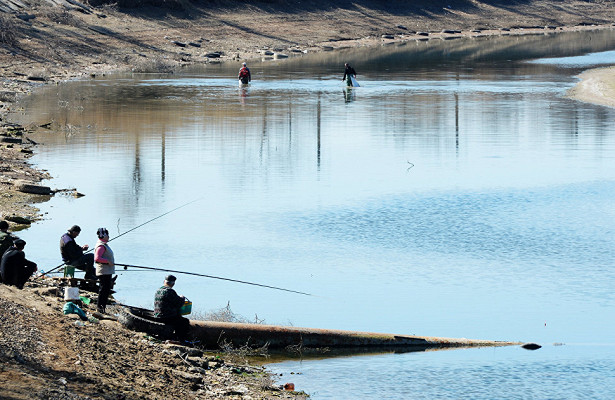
[{"x1": 568, "y1": 66, "x2": 615, "y2": 108}]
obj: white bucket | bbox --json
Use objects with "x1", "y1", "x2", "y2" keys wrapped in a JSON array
[{"x1": 64, "y1": 287, "x2": 80, "y2": 301}]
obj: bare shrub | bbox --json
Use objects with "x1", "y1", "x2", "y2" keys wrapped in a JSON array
[
  {"x1": 191, "y1": 301, "x2": 265, "y2": 324},
  {"x1": 98, "y1": 2, "x2": 120, "y2": 16},
  {"x1": 131, "y1": 56, "x2": 176, "y2": 73},
  {"x1": 0, "y1": 14, "x2": 18, "y2": 47},
  {"x1": 218, "y1": 339, "x2": 270, "y2": 364}
]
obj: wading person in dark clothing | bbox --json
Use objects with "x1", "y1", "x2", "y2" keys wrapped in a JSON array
[
  {"x1": 94, "y1": 228, "x2": 115, "y2": 314},
  {"x1": 0, "y1": 239, "x2": 37, "y2": 289},
  {"x1": 60, "y1": 225, "x2": 96, "y2": 280},
  {"x1": 342, "y1": 62, "x2": 357, "y2": 87},
  {"x1": 154, "y1": 275, "x2": 190, "y2": 342}
]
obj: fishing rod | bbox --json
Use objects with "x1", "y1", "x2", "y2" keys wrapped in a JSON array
[
  {"x1": 116, "y1": 263, "x2": 313, "y2": 297},
  {"x1": 42, "y1": 198, "x2": 202, "y2": 277}
]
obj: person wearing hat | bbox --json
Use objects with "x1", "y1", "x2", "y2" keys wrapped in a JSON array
[
  {"x1": 0, "y1": 239, "x2": 37, "y2": 289},
  {"x1": 238, "y1": 62, "x2": 251, "y2": 85},
  {"x1": 154, "y1": 275, "x2": 190, "y2": 342},
  {"x1": 60, "y1": 225, "x2": 96, "y2": 280},
  {"x1": 94, "y1": 228, "x2": 116, "y2": 314}
]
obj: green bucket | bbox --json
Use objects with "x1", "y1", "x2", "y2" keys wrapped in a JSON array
[{"x1": 180, "y1": 300, "x2": 192, "y2": 316}]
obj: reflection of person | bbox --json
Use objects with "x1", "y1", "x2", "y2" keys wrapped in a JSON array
[
  {"x1": 238, "y1": 62, "x2": 251, "y2": 85},
  {"x1": 0, "y1": 239, "x2": 37, "y2": 289},
  {"x1": 342, "y1": 63, "x2": 357, "y2": 86},
  {"x1": 0, "y1": 220, "x2": 17, "y2": 256},
  {"x1": 94, "y1": 228, "x2": 115, "y2": 314},
  {"x1": 60, "y1": 225, "x2": 96, "y2": 280},
  {"x1": 343, "y1": 88, "x2": 356, "y2": 103},
  {"x1": 154, "y1": 275, "x2": 190, "y2": 342}
]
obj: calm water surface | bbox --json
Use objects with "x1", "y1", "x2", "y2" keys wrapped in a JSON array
[{"x1": 14, "y1": 30, "x2": 615, "y2": 399}]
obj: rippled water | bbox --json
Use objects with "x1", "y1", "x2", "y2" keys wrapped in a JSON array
[{"x1": 13, "y1": 30, "x2": 615, "y2": 399}]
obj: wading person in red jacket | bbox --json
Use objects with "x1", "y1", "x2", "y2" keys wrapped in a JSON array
[{"x1": 238, "y1": 62, "x2": 251, "y2": 85}]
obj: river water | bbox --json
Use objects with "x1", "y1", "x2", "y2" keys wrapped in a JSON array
[{"x1": 14, "y1": 30, "x2": 615, "y2": 399}]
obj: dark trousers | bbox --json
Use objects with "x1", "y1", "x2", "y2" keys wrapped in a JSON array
[
  {"x1": 1, "y1": 263, "x2": 36, "y2": 289},
  {"x1": 69, "y1": 253, "x2": 96, "y2": 279},
  {"x1": 160, "y1": 315, "x2": 190, "y2": 341},
  {"x1": 98, "y1": 274, "x2": 112, "y2": 312}
]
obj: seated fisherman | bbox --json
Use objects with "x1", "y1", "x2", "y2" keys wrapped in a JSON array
[
  {"x1": 60, "y1": 225, "x2": 96, "y2": 280},
  {"x1": 0, "y1": 220, "x2": 17, "y2": 256},
  {"x1": 0, "y1": 239, "x2": 37, "y2": 289},
  {"x1": 154, "y1": 275, "x2": 190, "y2": 342}
]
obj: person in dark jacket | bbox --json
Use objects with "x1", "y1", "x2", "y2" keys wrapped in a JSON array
[
  {"x1": 0, "y1": 239, "x2": 37, "y2": 289},
  {"x1": 60, "y1": 225, "x2": 96, "y2": 280},
  {"x1": 154, "y1": 275, "x2": 190, "y2": 342},
  {"x1": 0, "y1": 220, "x2": 17, "y2": 257},
  {"x1": 342, "y1": 63, "x2": 357, "y2": 86}
]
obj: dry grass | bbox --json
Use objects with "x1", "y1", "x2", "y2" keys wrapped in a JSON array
[
  {"x1": 0, "y1": 14, "x2": 17, "y2": 47},
  {"x1": 40, "y1": 6, "x2": 83, "y2": 27}
]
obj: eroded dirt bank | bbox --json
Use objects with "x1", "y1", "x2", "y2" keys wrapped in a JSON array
[{"x1": 0, "y1": 281, "x2": 308, "y2": 399}]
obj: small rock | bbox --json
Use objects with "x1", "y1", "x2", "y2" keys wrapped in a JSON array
[
  {"x1": 16, "y1": 14, "x2": 36, "y2": 21},
  {"x1": 14, "y1": 181, "x2": 52, "y2": 196},
  {"x1": 171, "y1": 41, "x2": 186, "y2": 47},
  {"x1": 5, "y1": 215, "x2": 31, "y2": 225}
]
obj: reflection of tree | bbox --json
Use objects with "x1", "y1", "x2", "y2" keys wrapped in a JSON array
[
  {"x1": 132, "y1": 127, "x2": 141, "y2": 195},
  {"x1": 317, "y1": 93, "x2": 321, "y2": 170}
]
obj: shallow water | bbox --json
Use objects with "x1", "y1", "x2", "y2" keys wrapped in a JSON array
[{"x1": 14, "y1": 29, "x2": 615, "y2": 399}]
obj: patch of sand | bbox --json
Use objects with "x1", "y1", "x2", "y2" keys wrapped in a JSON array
[{"x1": 568, "y1": 66, "x2": 615, "y2": 108}]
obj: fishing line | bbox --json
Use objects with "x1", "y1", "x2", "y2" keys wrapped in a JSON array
[
  {"x1": 41, "y1": 198, "x2": 202, "y2": 277},
  {"x1": 116, "y1": 263, "x2": 313, "y2": 297}
]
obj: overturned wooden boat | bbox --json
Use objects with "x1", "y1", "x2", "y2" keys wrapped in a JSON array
[{"x1": 119, "y1": 306, "x2": 521, "y2": 350}]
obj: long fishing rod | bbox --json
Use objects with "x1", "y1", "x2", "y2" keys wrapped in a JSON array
[
  {"x1": 116, "y1": 263, "x2": 313, "y2": 297},
  {"x1": 42, "y1": 198, "x2": 202, "y2": 277}
]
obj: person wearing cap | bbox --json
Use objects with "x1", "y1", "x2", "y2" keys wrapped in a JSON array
[
  {"x1": 0, "y1": 239, "x2": 37, "y2": 289},
  {"x1": 0, "y1": 220, "x2": 18, "y2": 257},
  {"x1": 154, "y1": 275, "x2": 190, "y2": 342},
  {"x1": 238, "y1": 62, "x2": 251, "y2": 85},
  {"x1": 94, "y1": 228, "x2": 116, "y2": 314},
  {"x1": 342, "y1": 63, "x2": 357, "y2": 87},
  {"x1": 60, "y1": 225, "x2": 96, "y2": 280}
]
